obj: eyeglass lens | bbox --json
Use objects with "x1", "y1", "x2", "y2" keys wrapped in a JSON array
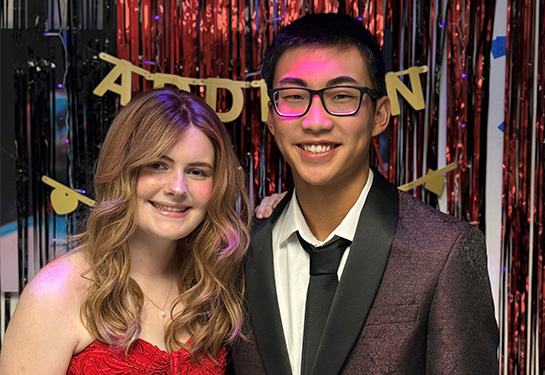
[{"x1": 274, "y1": 87, "x2": 362, "y2": 116}]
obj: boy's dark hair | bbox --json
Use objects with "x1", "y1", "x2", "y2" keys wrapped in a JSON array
[{"x1": 261, "y1": 13, "x2": 387, "y2": 97}]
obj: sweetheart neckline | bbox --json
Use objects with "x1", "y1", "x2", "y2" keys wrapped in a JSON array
[
  {"x1": 68, "y1": 336, "x2": 227, "y2": 375},
  {"x1": 82, "y1": 337, "x2": 193, "y2": 356}
]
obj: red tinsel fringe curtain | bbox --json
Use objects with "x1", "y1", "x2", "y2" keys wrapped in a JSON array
[
  {"x1": 502, "y1": 0, "x2": 545, "y2": 373},
  {"x1": 113, "y1": 0, "x2": 458, "y2": 203},
  {"x1": 446, "y1": 0, "x2": 495, "y2": 226},
  {"x1": 10, "y1": 5, "x2": 545, "y2": 373},
  {"x1": 105, "y1": 1, "x2": 545, "y2": 372}
]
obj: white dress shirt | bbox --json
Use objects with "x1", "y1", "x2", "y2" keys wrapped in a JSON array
[{"x1": 271, "y1": 170, "x2": 374, "y2": 375}]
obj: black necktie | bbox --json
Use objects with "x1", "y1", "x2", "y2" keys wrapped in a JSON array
[{"x1": 297, "y1": 232, "x2": 352, "y2": 375}]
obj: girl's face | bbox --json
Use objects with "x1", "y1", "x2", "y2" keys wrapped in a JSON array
[{"x1": 133, "y1": 126, "x2": 215, "y2": 245}]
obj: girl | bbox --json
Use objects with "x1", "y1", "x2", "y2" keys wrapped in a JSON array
[{"x1": 0, "y1": 88, "x2": 250, "y2": 374}]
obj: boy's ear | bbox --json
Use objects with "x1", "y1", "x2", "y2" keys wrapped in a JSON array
[
  {"x1": 267, "y1": 101, "x2": 276, "y2": 136},
  {"x1": 372, "y1": 96, "x2": 391, "y2": 137}
]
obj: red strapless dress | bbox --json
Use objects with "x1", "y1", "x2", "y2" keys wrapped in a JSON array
[{"x1": 66, "y1": 339, "x2": 226, "y2": 375}]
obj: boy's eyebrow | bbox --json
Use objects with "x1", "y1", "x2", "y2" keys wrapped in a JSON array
[
  {"x1": 276, "y1": 76, "x2": 359, "y2": 87},
  {"x1": 325, "y1": 76, "x2": 358, "y2": 86},
  {"x1": 276, "y1": 77, "x2": 307, "y2": 86}
]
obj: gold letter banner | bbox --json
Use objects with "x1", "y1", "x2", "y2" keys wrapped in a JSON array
[
  {"x1": 42, "y1": 176, "x2": 97, "y2": 215},
  {"x1": 93, "y1": 53, "x2": 428, "y2": 121},
  {"x1": 398, "y1": 162, "x2": 458, "y2": 196}
]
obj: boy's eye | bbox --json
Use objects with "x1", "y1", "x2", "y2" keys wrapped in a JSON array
[
  {"x1": 284, "y1": 94, "x2": 304, "y2": 101},
  {"x1": 333, "y1": 93, "x2": 353, "y2": 99}
]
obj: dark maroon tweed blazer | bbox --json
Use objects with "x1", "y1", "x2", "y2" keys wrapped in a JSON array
[{"x1": 230, "y1": 170, "x2": 499, "y2": 375}]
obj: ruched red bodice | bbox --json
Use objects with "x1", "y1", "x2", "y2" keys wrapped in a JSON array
[{"x1": 67, "y1": 339, "x2": 226, "y2": 375}]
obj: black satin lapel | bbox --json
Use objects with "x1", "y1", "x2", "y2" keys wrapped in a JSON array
[
  {"x1": 312, "y1": 171, "x2": 399, "y2": 375},
  {"x1": 245, "y1": 192, "x2": 293, "y2": 375}
]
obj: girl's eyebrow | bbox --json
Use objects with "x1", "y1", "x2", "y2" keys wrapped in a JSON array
[
  {"x1": 158, "y1": 155, "x2": 173, "y2": 162},
  {"x1": 187, "y1": 162, "x2": 214, "y2": 169},
  {"x1": 158, "y1": 155, "x2": 214, "y2": 169}
]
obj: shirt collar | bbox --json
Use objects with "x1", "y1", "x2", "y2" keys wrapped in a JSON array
[{"x1": 275, "y1": 169, "x2": 374, "y2": 247}]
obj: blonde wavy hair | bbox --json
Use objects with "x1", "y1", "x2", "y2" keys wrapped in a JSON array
[{"x1": 77, "y1": 88, "x2": 251, "y2": 360}]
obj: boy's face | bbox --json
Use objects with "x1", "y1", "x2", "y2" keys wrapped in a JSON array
[{"x1": 267, "y1": 45, "x2": 390, "y2": 191}]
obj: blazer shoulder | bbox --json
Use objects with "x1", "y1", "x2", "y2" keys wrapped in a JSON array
[
  {"x1": 395, "y1": 191, "x2": 484, "y2": 252},
  {"x1": 398, "y1": 191, "x2": 479, "y2": 230}
]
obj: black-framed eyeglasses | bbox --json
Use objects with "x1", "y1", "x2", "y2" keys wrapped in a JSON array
[{"x1": 267, "y1": 85, "x2": 380, "y2": 118}]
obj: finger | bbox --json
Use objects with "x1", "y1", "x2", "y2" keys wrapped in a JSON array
[
  {"x1": 255, "y1": 206, "x2": 272, "y2": 219},
  {"x1": 255, "y1": 196, "x2": 275, "y2": 218},
  {"x1": 255, "y1": 199, "x2": 274, "y2": 218},
  {"x1": 272, "y1": 192, "x2": 287, "y2": 209}
]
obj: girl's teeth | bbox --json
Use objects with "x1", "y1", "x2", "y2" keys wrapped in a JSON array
[{"x1": 153, "y1": 203, "x2": 186, "y2": 212}]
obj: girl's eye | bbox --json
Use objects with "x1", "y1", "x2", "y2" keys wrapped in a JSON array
[
  {"x1": 187, "y1": 169, "x2": 210, "y2": 179},
  {"x1": 146, "y1": 162, "x2": 167, "y2": 170}
]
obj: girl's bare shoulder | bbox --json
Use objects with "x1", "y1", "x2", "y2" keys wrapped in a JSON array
[
  {"x1": 20, "y1": 247, "x2": 93, "y2": 311},
  {"x1": 0, "y1": 248, "x2": 94, "y2": 374}
]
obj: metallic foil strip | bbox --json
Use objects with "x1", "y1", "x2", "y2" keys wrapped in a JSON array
[{"x1": 501, "y1": 0, "x2": 545, "y2": 373}]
